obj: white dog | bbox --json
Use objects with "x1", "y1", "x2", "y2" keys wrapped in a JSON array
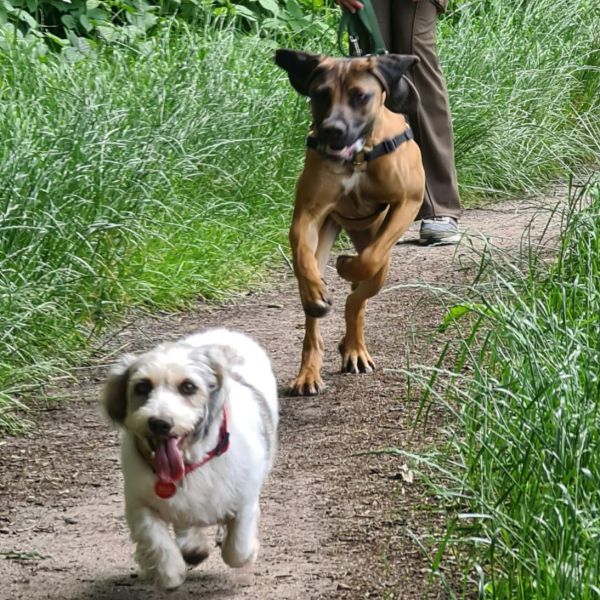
[{"x1": 102, "y1": 328, "x2": 278, "y2": 590}]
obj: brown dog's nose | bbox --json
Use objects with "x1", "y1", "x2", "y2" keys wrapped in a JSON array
[
  {"x1": 320, "y1": 120, "x2": 347, "y2": 147},
  {"x1": 148, "y1": 417, "x2": 173, "y2": 436}
]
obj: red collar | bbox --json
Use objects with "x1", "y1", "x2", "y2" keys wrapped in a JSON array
[{"x1": 154, "y1": 408, "x2": 230, "y2": 499}]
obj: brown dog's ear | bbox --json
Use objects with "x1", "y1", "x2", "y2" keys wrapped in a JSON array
[
  {"x1": 373, "y1": 54, "x2": 420, "y2": 113},
  {"x1": 274, "y1": 49, "x2": 324, "y2": 96},
  {"x1": 393, "y1": 76, "x2": 420, "y2": 114},
  {"x1": 102, "y1": 354, "x2": 136, "y2": 424}
]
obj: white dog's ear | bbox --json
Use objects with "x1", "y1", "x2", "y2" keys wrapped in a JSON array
[
  {"x1": 102, "y1": 353, "x2": 136, "y2": 424},
  {"x1": 204, "y1": 346, "x2": 230, "y2": 391},
  {"x1": 203, "y1": 345, "x2": 243, "y2": 392}
]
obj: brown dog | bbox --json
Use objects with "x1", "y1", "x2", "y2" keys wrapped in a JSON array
[{"x1": 275, "y1": 50, "x2": 425, "y2": 396}]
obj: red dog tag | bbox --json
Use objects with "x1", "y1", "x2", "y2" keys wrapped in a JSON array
[{"x1": 154, "y1": 480, "x2": 177, "y2": 499}]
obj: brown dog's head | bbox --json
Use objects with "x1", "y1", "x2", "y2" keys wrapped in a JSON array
[{"x1": 275, "y1": 49, "x2": 419, "y2": 152}]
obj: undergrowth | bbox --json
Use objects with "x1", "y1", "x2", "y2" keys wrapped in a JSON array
[
  {"x1": 440, "y1": 0, "x2": 600, "y2": 201},
  {"x1": 403, "y1": 177, "x2": 600, "y2": 598},
  {"x1": 0, "y1": 0, "x2": 599, "y2": 431},
  {"x1": 0, "y1": 22, "x2": 307, "y2": 429}
]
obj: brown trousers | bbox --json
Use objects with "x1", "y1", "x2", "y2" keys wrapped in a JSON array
[{"x1": 372, "y1": 0, "x2": 461, "y2": 220}]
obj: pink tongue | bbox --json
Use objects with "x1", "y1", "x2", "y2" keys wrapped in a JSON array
[{"x1": 153, "y1": 438, "x2": 185, "y2": 483}]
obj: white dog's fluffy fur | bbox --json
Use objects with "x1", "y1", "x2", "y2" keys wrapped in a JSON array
[{"x1": 102, "y1": 328, "x2": 278, "y2": 590}]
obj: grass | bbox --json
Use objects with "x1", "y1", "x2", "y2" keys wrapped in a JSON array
[
  {"x1": 0, "y1": 22, "x2": 309, "y2": 429},
  {"x1": 403, "y1": 177, "x2": 600, "y2": 598},
  {"x1": 0, "y1": 0, "x2": 599, "y2": 431},
  {"x1": 439, "y1": 0, "x2": 600, "y2": 200}
]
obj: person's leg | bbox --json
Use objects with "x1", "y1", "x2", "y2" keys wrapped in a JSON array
[
  {"x1": 388, "y1": 0, "x2": 461, "y2": 242},
  {"x1": 371, "y1": 0, "x2": 392, "y2": 49}
]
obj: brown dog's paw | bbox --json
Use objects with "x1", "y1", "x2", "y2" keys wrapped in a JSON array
[
  {"x1": 303, "y1": 298, "x2": 332, "y2": 318},
  {"x1": 338, "y1": 339, "x2": 375, "y2": 374},
  {"x1": 288, "y1": 371, "x2": 325, "y2": 396},
  {"x1": 300, "y1": 280, "x2": 332, "y2": 318}
]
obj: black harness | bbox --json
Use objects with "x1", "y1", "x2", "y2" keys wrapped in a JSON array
[{"x1": 306, "y1": 127, "x2": 414, "y2": 167}]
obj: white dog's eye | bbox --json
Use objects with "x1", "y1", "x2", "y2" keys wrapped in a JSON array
[
  {"x1": 179, "y1": 379, "x2": 198, "y2": 396},
  {"x1": 133, "y1": 378, "x2": 153, "y2": 397}
]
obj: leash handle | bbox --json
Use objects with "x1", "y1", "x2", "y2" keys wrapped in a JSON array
[{"x1": 337, "y1": 0, "x2": 388, "y2": 57}]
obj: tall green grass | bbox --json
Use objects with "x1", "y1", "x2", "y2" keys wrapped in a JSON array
[
  {"x1": 0, "y1": 0, "x2": 599, "y2": 432},
  {"x1": 440, "y1": 0, "x2": 600, "y2": 200},
  {"x1": 0, "y1": 22, "x2": 308, "y2": 429},
  {"x1": 408, "y1": 179, "x2": 600, "y2": 598}
]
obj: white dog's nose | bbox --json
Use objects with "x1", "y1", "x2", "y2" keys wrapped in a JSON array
[{"x1": 148, "y1": 417, "x2": 173, "y2": 436}]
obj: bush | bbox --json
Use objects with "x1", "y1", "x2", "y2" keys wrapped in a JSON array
[{"x1": 0, "y1": 0, "x2": 334, "y2": 50}]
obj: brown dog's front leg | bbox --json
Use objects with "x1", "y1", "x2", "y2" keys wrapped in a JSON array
[
  {"x1": 289, "y1": 216, "x2": 339, "y2": 396},
  {"x1": 290, "y1": 213, "x2": 334, "y2": 318},
  {"x1": 336, "y1": 199, "x2": 421, "y2": 283}
]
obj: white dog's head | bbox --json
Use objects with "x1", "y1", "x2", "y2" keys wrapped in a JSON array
[{"x1": 102, "y1": 341, "x2": 230, "y2": 483}]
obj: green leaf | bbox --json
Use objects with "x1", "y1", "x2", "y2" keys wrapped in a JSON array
[
  {"x1": 85, "y1": 0, "x2": 99, "y2": 8},
  {"x1": 79, "y1": 13, "x2": 92, "y2": 31},
  {"x1": 285, "y1": 0, "x2": 303, "y2": 18},
  {"x1": 95, "y1": 23, "x2": 119, "y2": 41},
  {"x1": 257, "y1": 0, "x2": 279, "y2": 15},
  {"x1": 16, "y1": 8, "x2": 38, "y2": 27},
  {"x1": 438, "y1": 303, "x2": 490, "y2": 333},
  {"x1": 45, "y1": 0, "x2": 71, "y2": 11},
  {"x1": 69, "y1": 30, "x2": 92, "y2": 51},
  {"x1": 232, "y1": 4, "x2": 257, "y2": 20},
  {"x1": 44, "y1": 32, "x2": 70, "y2": 46},
  {"x1": 1, "y1": 0, "x2": 16, "y2": 14},
  {"x1": 61, "y1": 13, "x2": 76, "y2": 28},
  {"x1": 26, "y1": 0, "x2": 38, "y2": 12},
  {"x1": 87, "y1": 7, "x2": 108, "y2": 20},
  {"x1": 62, "y1": 46, "x2": 84, "y2": 63}
]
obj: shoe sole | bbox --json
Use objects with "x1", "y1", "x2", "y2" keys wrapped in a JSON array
[{"x1": 419, "y1": 233, "x2": 461, "y2": 246}]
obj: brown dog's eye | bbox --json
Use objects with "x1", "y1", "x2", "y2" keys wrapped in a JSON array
[
  {"x1": 350, "y1": 91, "x2": 372, "y2": 107},
  {"x1": 179, "y1": 379, "x2": 198, "y2": 396},
  {"x1": 133, "y1": 379, "x2": 152, "y2": 397}
]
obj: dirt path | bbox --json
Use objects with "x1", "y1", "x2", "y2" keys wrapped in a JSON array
[{"x1": 0, "y1": 197, "x2": 562, "y2": 600}]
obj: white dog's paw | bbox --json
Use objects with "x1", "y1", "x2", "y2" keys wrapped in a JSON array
[
  {"x1": 176, "y1": 526, "x2": 211, "y2": 567},
  {"x1": 138, "y1": 548, "x2": 187, "y2": 590},
  {"x1": 155, "y1": 557, "x2": 187, "y2": 590},
  {"x1": 157, "y1": 570, "x2": 186, "y2": 591},
  {"x1": 248, "y1": 538, "x2": 259, "y2": 564},
  {"x1": 221, "y1": 537, "x2": 259, "y2": 568},
  {"x1": 215, "y1": 524, "x2": 227, "y2": 547}
]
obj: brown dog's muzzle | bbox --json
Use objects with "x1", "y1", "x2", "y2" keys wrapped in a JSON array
[{"x1": 319, "y1": 118, "x2": 348, "y2": 149}]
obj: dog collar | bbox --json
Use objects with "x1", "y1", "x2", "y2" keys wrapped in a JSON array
[
  {"x1": 306, "y1": 126, "x2": 414, "y2": 167},
  {"x1": 154, "y1": 408, "x2": 230, "y2": 499}
]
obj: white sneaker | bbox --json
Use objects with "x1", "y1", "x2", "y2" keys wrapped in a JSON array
[{"x1": 419, "y1": 217, "x2": 461, "y2": 245}]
